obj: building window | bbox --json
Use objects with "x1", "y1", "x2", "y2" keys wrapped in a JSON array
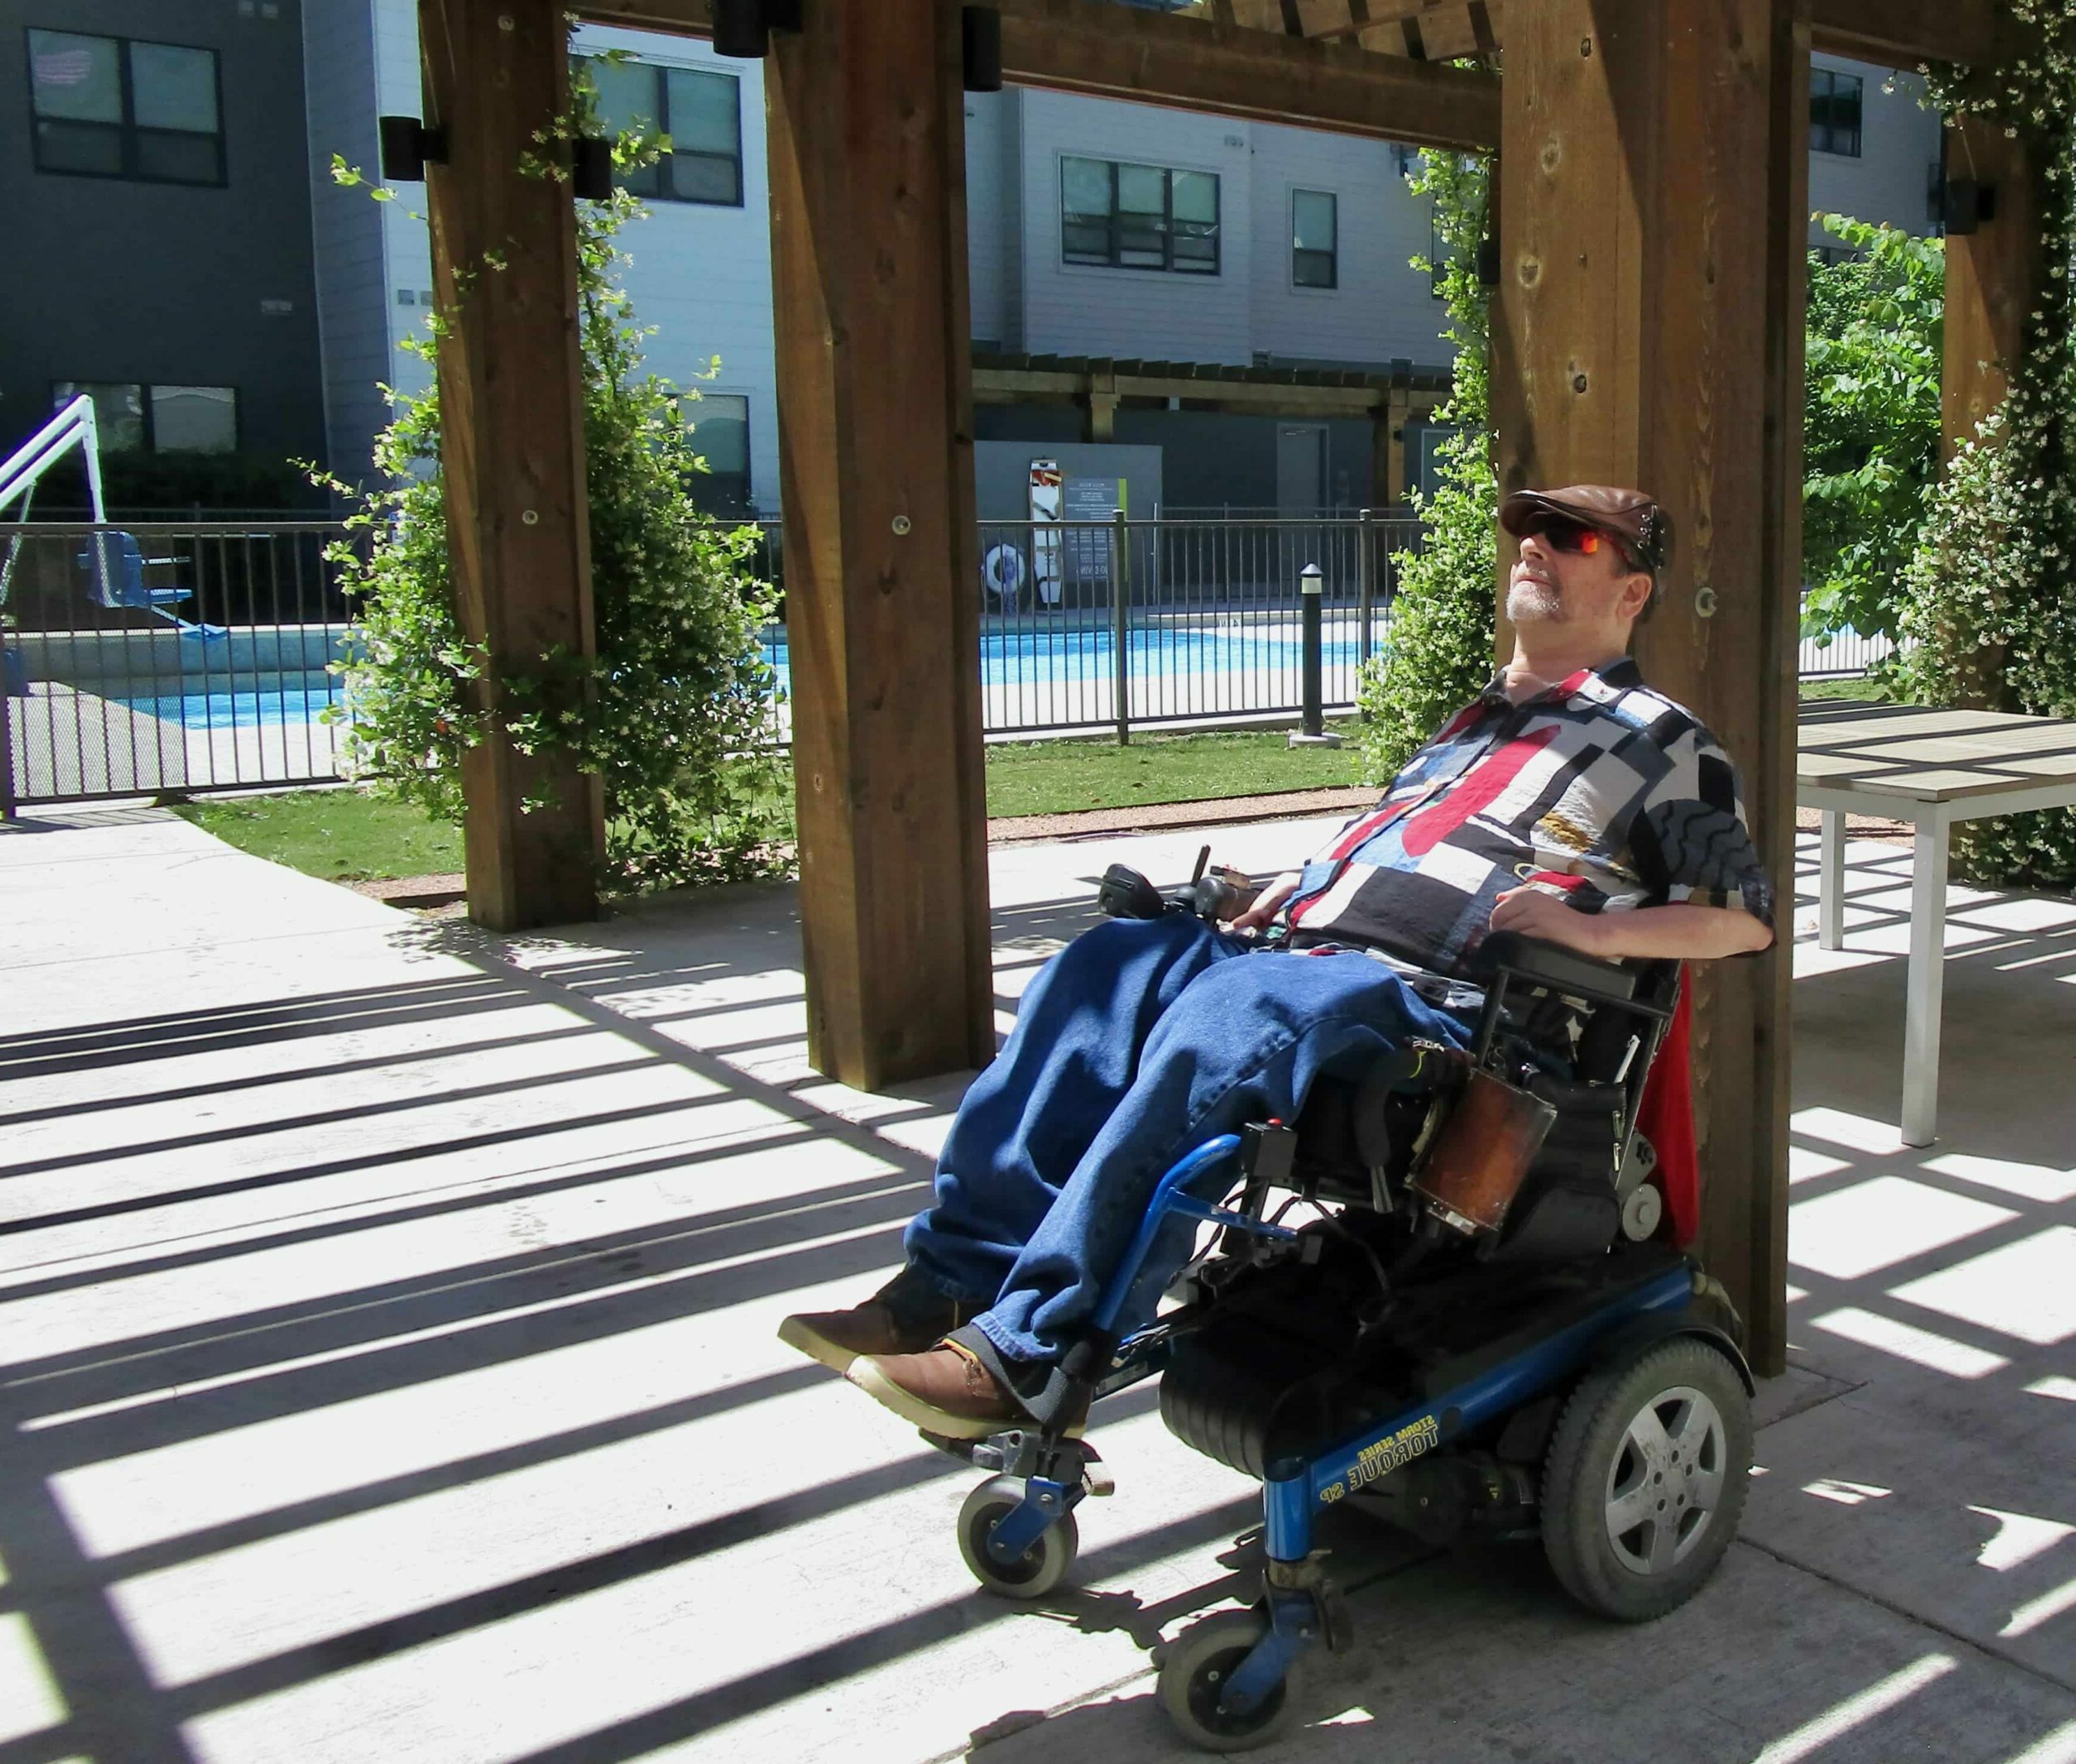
[
  {"x1": 54, "y1": 382, "x2": 237, "y2": 453},
  {"x1": 54, "y1": 383, "x2": 144, "y2": 453},
  {"x1": 1292, "y1": 189, "x2": 1336, "y2": 290},
  {"x1": 585, "y1": 57, "x2": 743, "y2": 205},
  {"x1": 151, "y1": 386, "x2": 238, "y2": 453},
  {"x1": 1061, "y1": 157, "x2": 1220, "y2": 275},
  {"x1": 28, "y1": 29, "x2": 225, "y2": 186},
  {"x1": 686, "y1": 393, "x2": 751, "y2": 513},
  {"x1": 1810, "y1": 68, "x2": 1863, "y2": 157}
]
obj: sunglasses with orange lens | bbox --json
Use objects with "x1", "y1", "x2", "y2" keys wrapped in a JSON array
[{"x1": 1523, "y1": 513, "x2": 1634, "y2": 568}]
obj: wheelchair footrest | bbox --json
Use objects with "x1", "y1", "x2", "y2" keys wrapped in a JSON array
[{"x1": 923, "y1": 1427, "x2": 1113, "y2": 1496}]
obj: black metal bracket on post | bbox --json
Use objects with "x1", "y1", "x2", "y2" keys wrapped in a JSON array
[
  {"x1": 712, "y1": 0, "x2": 803, "y2": 58},
  {"x1": 570, "y1": 135, "x2": 615, "y2": 202},
  {"x1": 963, "y1": 6, "x2": 1003, "y2": 92},
  {"x1": 1943, "y1": 178, "x2": 1998, "y2": 236},
  {"x1": 377, "y1": 115, "x2": 447, "y2": 184}
]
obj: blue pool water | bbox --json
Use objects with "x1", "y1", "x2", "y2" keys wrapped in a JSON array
[
  {"x1": 113, "y1": 622, "x2": 1365, "y2": 732},
  {"x1": 762, "y1": 622, "x2": 1366, "y2": 687},
  {"x1": 119, "y1": 684, "x2": 345, "y2": 731}
]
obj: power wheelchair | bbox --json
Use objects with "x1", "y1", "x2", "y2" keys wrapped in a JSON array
[{"x1": 923, "y1": 858, "x2": 1755, "y2": 1753}]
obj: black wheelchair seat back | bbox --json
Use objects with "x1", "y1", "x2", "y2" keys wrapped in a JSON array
[{"x1": 1285, "y1": 930, "x2": 1680, "y2": 1268}]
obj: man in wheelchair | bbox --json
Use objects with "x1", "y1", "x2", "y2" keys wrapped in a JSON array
[{"x1": 782, "y1": 485, "x2": 1774, "y2": 1445}]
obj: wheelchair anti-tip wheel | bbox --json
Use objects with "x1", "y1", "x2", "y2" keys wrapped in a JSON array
[
  {"x1": 956, "y1": 1474, "x2": 1079, "y2": 1599},
  {"x1": 1541, "y1": 1336, "x2": 1752, "y2": 1622},
  {"x1": 1157, "y1": 1610, "x2": 1305, "y2": 1753}
]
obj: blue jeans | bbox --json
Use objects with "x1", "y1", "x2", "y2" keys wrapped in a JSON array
[{"x1": 902, "y1": 914, "x2": 1477, "y2": 1416}]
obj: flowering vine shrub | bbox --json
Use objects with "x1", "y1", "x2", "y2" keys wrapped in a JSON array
[
  {"x1": 318, "y1": 56, "x2": 789, "y2": 891},
  {"x1": 1354, "y1": 148, "x2": 1497, "y2": 781},
  {"x1": 1896, "y1": 4, "x2": 2076, "y2": 888},
  {"x1": 1804, "y1": 212, "x2": 1945, "y2": 650}
]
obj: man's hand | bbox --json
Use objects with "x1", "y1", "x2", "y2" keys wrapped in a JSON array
[
  {"x1": 1487, "y1": 885, "x2": 1608, "y2": 956},
  {"x1": 1229, "y1": 870, "x2": 1302, "y2": 934}
]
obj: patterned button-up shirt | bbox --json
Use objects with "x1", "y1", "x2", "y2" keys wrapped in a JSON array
[{"x1": 1285, "y1": 658, "x2": 1774, "y2": 977}]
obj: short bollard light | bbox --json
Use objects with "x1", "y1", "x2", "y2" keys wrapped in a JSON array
[{"x1": 1290, "y1": 562, "x2": 1341, "y2": 749}]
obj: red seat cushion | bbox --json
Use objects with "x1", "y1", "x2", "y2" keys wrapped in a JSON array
[{"x1": 1636, "y1": 976, "x2": 1699, "y2": 1245}]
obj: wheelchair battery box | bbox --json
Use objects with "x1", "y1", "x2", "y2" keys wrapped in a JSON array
[{"x1": 1412, "y1": 1067, "x2": 1559, "y2": 1237}]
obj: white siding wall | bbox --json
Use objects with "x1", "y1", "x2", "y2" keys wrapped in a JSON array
[
  {"x1": 1245, "y1": 122, "x2": 1452, "y2": 369},
  {"x1": 302, "y1": 0, "x2": 390, "y2": 486},
  {"x1": 1015, "y1": 89, "x2": 1254, "y2": 363},
  {"x1": 364, "y1": 11, "x2": 782, "y2": 509},
  {"x1": 575, "y1": 28, "x2": 779, "y2": 513},
  {"x1": 1809, "y1": 57, "x2": 1943, "y2": 242},
  {"x1": 997, "y1": 88, "x2": 1027, "y2": 353},
  {"x1": 965, "y1": 91, "x2": 1010, "y2": 346},
  {"x1": 374, "y1": 0, "x2": 434, "y2": 409}
]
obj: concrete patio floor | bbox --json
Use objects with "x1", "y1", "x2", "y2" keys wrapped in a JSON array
[{"x1": 2, "y1": 805, "x2": 2073, "y2": 1764}]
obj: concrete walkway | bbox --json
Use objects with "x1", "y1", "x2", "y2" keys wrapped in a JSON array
[{"x1": 2, "y1": 807, "x2": 2072, "y2": 1764}]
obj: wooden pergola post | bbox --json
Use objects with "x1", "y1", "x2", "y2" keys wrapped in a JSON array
[
  {"x1": 765, "y1": 0, "x2": 994, "y2": 1088},
  {"x1": 1494, "y1": 0, "x2": 1807, "y2": 1373},
  {"x1": 1939, "y1": 114, "x2": 2043, "y2": 710},
  {"x1": 421, "y1": 0, "x2": 605, "y2": 930},
  {"x1": 1943, "y1": 115, "x2": 2041, "y2": 461}
]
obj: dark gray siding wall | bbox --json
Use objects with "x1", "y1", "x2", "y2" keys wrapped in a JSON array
[
  {"x1": 0, "y1": 0, "x2": 327, "y2": 470},
  {"x1": 302, "y1": 0, "x2": 387, "y2": 490}
]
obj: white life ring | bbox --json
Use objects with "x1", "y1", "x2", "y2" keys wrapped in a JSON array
[{"x1": 983, "y1": 543, "x2": 1028, "y2": 603}]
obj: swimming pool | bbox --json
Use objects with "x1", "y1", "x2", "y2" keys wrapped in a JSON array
[
  {"x1": 761, "y1": 620, "x2": 1370, "y2": 688},
  {"x1": 117, "y1": 681, "x2": 345, "y2": 731}
]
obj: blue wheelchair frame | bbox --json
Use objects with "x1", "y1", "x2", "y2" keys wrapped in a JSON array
[
  {"x1": 969, "y1": 1127, "x2": 1713, "y2": 1721},
  {"x1": 929, "y1": 900, "x2": 1752, "y2": 1740}
]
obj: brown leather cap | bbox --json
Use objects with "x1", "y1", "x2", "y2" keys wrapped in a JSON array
[{"x1": 1499, "y1": 485, "x2": 1672, "y2": 576}]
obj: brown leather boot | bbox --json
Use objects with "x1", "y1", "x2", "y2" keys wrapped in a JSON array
[
  {"x1": 847, "y1": 1339, "x2": 1085, "y2": 1439},
  {"x1": 777, "y1": 1275, "x2": 972, "y2": 1374}
]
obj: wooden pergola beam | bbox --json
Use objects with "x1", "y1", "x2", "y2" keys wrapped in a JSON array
[
  {"x1": 975, "y1": 366, "x2": 1422, "y2": 418},
  {"x1": 1258, "y1": 0, "x2": 2015, "y2": 67},
  {"x1": 1808, "y1": 0, "x2": 2018, "y2": 69},
  {"x1": 997, "y1": 0, "x2": 1498, "y2": 144},
  {"x1": 575, "y1": 0, "x2": 1501, "y2": 149}
]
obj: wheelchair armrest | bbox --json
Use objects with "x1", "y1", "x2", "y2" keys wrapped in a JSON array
[{"x1": 1474, "y1": 930, "x2": 1642, "y2": 1002}]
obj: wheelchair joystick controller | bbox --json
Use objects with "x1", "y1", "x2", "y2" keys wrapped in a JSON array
[{"x1": 1097, "y1": 846, "x2": 1262, "y2": 926}]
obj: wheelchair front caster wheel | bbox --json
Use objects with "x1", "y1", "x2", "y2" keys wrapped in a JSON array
[
  {"x1": 956, "y1": 1474, "x2": 1079, "y2": 1599},
  {"x1": 1157, "y1": 1611, "x2": 1304, "y2": 1753}
]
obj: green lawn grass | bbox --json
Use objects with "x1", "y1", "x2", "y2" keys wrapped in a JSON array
[
  {"x1": 1798, "y1": 675, "x2": 1889, "y2": 702},
  {"x1": 175, "y1": 726, "x2": 1370, "y2": 882},
  {"x1": 984, "y1": 725, "x2": 1368, "y2": 818},
  {"x1": 184, "y1": 682, "x2": 1896, "y2": 886},
  {"x1": 176, "y1": 790, "x2": 466, "y2": 882}
]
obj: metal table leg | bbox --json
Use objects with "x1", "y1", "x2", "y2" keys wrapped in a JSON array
[
  {"x1": 1819, "y1": 808, "x2": 1846, "y2": 950},
  {"x1": 1902, "y1": 814, "x2": 1949, "y2": 1147}
]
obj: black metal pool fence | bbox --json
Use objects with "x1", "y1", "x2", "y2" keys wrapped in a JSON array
[
  {"x1": 2, "y1": 515, "x2": 1892, "y2": 809},
  {"x1": 2, "y1": 521, "x2": 362, "y2": 811}
]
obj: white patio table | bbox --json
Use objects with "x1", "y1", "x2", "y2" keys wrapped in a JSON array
[{"x1": 1797, "y1": 698, "x2": 2076, "y2": 1146}]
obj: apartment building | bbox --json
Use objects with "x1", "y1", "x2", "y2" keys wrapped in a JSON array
[
  {"x1": 2, "y1": 3, "x2": 1946, "y2": 516},
  {"x1": 0, "y1": 1, "x2": 327, "y2": 490}
]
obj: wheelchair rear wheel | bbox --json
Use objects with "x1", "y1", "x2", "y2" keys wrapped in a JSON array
[
  {"x1": 1157, "y1": 1610, "x2": 1304, "y2": 1753},
  {"x1": 1541, "y1": 1336, "x2": 1752, "y2": 1621},
  {"x1": 957, "y1": 1474, "x2": 1079, "y2": 1599}
]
